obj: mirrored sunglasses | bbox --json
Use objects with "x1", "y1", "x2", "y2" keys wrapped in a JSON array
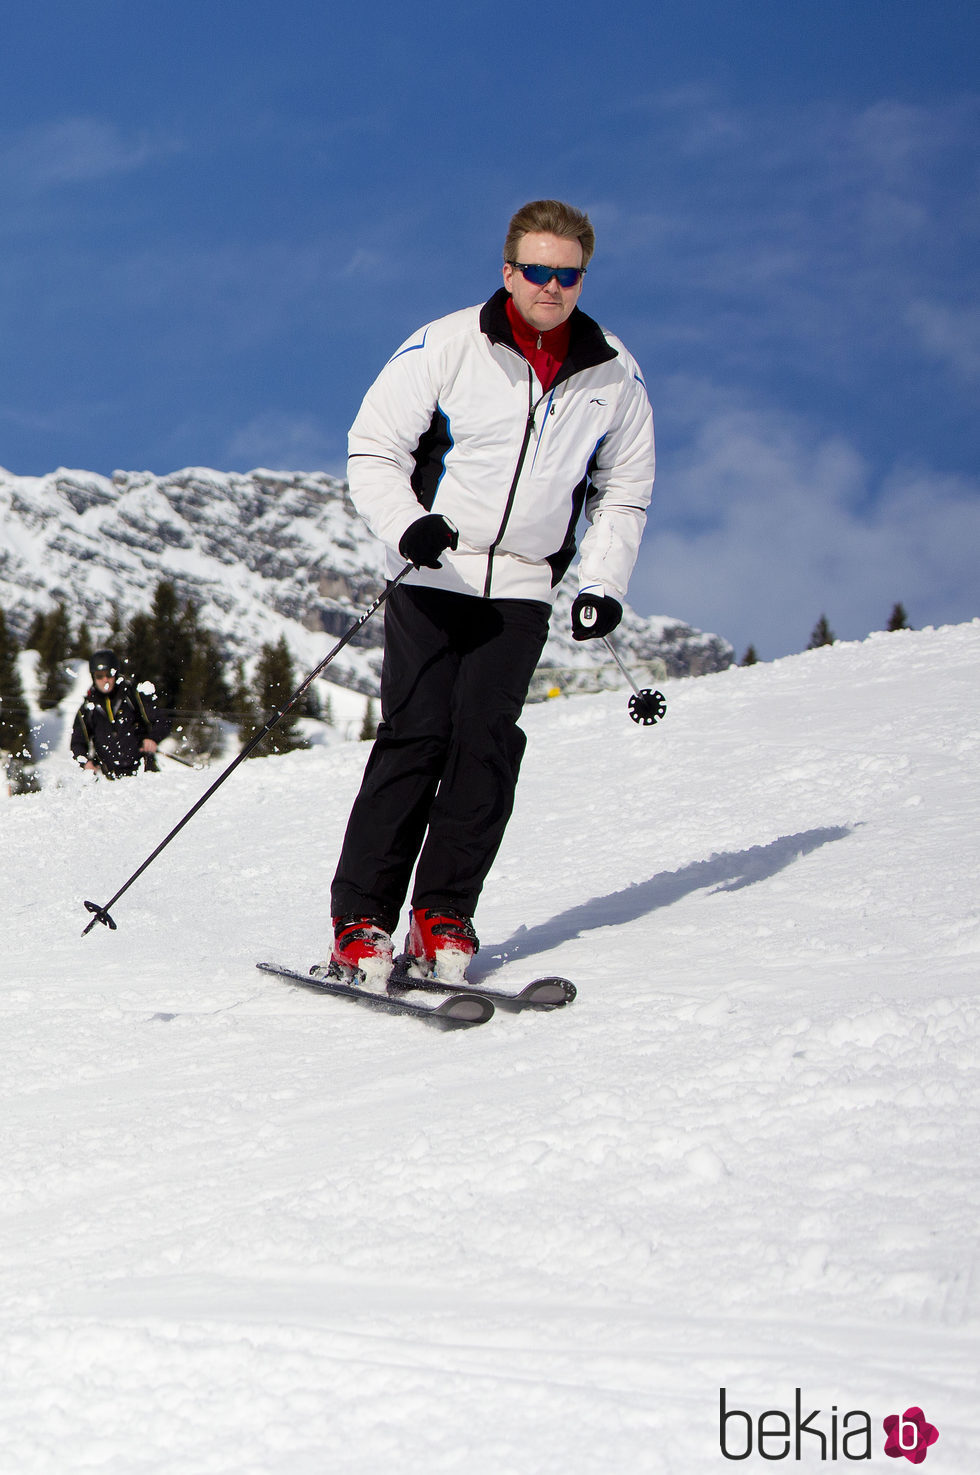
[{"x1": 507, "y1": 261, "x2": 586, "y2": 288}]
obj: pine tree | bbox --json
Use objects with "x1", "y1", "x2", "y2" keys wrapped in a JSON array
[
  {"x1": 196, "y1": 629, "x2": 233, "y2": 718},
  {"x1": 152, "y1": 581, "x2": 197, "y2": 712},
  {"x1": 301, "y1": 683, "x2": 322, "y2": 721},
  {"x1": 360, "y1": 697, "x2": 378, "y2": 741},
  {"x1": 121, "y1": 582, "x2": 234, "y2": 752},
  {"x1": 122, "y1": 580, "x2": 189, "y2": 711},
  {"x1": 24, "y1": 611, "x2": 46, "y2": 649},
  {"x1": 249, "y1": 637, "x2": 309, "y2": 757},
  {"x1": 232, "y1": 659, "x2": 262, "y2": 753},
  {"x1": 169, "y1": 626, "x2": 232, "y2": 761},
  {"x1": 172, "y1": 639, "x2": 224, "y2": 761},
  {"x1": 73, "y1": 619, "x2": 93, "y2": 659},
  {"x1": 122, "y1": 609, "x2": 157, "y2": 685},
  {"x1": 122, "y1": 581, "x2": 181, "y2": 709},
  {"x1": 105, "y1": 601, "x2": 127, "y2": 649},
  {"x1": 887, "y1": 602, "x2": 911, "y2": 632},
  {"x1": 0, "y1": 608, "x2": 38, "y2": 794},
  {"x1": 807, "y1": 615, "x2": 835, "y2": 650},
  {"x1": 35, "y1": 603, "x2": 75, "y2": 709},
  {"x1": 740, "y1": 645, "x2": 759, "y2": 666}
]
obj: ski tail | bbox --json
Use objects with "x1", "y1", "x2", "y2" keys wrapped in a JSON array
[{"x1": 256, "y1": 961, "x2": 494, "y2": 1027}]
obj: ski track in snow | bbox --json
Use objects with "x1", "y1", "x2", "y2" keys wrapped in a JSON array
[{"x1": 1, "y1": 622, "x2": 978, "y2": 1472}]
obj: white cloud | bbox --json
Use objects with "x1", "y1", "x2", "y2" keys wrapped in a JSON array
[
  {"x1": 907, "y1": 299, "x2": 980, "y2": 381},
  {"x1": 628, "y1": 379, "x2": 980, "y2": 659},
  {"x1": 223, "y1": 411, "x2": 345, "y2": 477},
  {"x1": 588, "y1": 91, "x2": 980, "y2": 658},
  {"x1": 598, "y1": 90, "x2": 978, "y2": 383},
  {"x1": 0, "y1": 117, "x2": 175, "y2": 192}
]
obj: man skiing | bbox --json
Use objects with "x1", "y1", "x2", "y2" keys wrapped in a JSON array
[
  {"x1": 327, "y1": 198, "x2": 655, "y2": 986},
  {"x1": 70, "y1": 649, "x2": 171, "y2": 778}
]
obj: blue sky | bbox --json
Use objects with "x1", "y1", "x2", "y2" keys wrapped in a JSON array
[{"x1": 1, "y1": 0, "x2": 977, "y2": 658}]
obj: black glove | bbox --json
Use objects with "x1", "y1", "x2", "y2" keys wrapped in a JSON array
[
  {"x1": 571, "y1": 592, "x2": 623, "y2": 641},
  {"x1": 398, "y1": 514, "x2": 460, "y2": 569}
]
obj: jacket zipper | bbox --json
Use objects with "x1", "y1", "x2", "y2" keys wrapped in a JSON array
[{"x1": 483, "y1": 362, "x2": 547, "y2": 597}]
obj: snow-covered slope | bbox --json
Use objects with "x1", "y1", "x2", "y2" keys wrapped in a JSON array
[{"x1": 1, "y1": 622, "x2": 977, "y2": 1472}]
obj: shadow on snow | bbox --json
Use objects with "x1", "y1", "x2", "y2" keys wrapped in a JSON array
[{"x1": 474, "y1": 826, "x2": 855, "y2": 975}]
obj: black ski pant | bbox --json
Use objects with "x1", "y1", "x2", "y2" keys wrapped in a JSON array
[{"x1": 331, "y1": 585, "x2": 551, "y2": 934}]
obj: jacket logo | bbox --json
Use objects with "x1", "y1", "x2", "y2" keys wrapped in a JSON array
[{"x1": 589, "y1": 398, "x2": 607, "y2": 406}]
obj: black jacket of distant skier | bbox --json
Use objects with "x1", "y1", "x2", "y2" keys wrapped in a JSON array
[{"x1": 70, "y1": 678, "x2": 171, "y2": 778}]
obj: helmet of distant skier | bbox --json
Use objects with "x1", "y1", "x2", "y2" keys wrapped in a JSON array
[{"x1": 89, "y1": 648, "x2": 120, "y2": 677}]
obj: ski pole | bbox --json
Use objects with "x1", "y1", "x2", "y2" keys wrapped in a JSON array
[
  {"x1": 82, "y1": 563, "x2": 413, "y2": 935},
  {"x1": 602, "y1": 636, "x2": 667, "y2": 726},
  {"x1": 159, "y1": 748, "x2": 200, "y2": 769}
]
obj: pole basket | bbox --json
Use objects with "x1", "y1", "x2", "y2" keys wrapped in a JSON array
[{"x1": 628, "y1": 688, "x2": 667, "y2": 726}]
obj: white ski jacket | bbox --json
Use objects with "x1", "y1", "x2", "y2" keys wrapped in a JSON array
[{"x1": 347, "y1": 289, "x2": 655, "y2": 604}]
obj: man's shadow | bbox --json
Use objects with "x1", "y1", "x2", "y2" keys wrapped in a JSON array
[{"x1": 471, "y1": 826, "x2": 854, "y2": 976}]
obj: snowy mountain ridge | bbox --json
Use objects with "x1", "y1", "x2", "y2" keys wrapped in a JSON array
[{"x1": 0, "y1": 464, "x2": 733, "y2": 692}]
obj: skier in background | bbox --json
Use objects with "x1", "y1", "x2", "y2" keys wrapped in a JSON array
[
  {"x1": 70, "y1": 649, "x2": 171, "y2": 778},
  {"x1": 327, "y1": 198, "x2": 655, "y2": 986}
]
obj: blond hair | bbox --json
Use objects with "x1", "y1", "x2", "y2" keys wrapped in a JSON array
[{"x1": 503, "y1": 200, "x2": 595, "y2": 268}]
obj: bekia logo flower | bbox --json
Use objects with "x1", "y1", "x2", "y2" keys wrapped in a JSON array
[{"x1": 883, "y1": 1407, "x2": 939, "y2": 1464}]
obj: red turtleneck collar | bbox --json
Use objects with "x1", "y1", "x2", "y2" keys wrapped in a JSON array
[{"x1": 505, "y1": 296, "x2": 572, "y2": 393}]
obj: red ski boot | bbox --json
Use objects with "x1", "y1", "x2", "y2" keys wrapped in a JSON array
[
  {"x1": 405, "y1": 908, "x2": 479, "y2": 985},
  {"x1": 323, "y1": 916, "x2": 394, "y2": 988}
]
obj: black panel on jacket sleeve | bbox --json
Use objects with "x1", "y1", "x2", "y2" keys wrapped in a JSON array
[{"x1": 410, "y1": 409, "x2": 453, "y2": 510}]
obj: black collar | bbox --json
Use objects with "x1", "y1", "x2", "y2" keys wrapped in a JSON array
[{"x1": 479, "y1": 288, "x2": 618, "y2": 384}]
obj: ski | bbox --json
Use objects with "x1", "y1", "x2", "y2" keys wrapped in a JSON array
[
  {"x1": 389, "y1": 958, "x2": 576, "y2": 1010},
  {"x1": 255, "y1": 960, "x2": 494, "y2": 1027}
]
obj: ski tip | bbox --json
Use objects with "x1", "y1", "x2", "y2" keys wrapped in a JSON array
[
  {"x1": 519, "y1": 976, "x2": 576, "y2": 1007},
  {"x1": 434, "y1": 992, "x2": 495, "y2": 1025}
]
